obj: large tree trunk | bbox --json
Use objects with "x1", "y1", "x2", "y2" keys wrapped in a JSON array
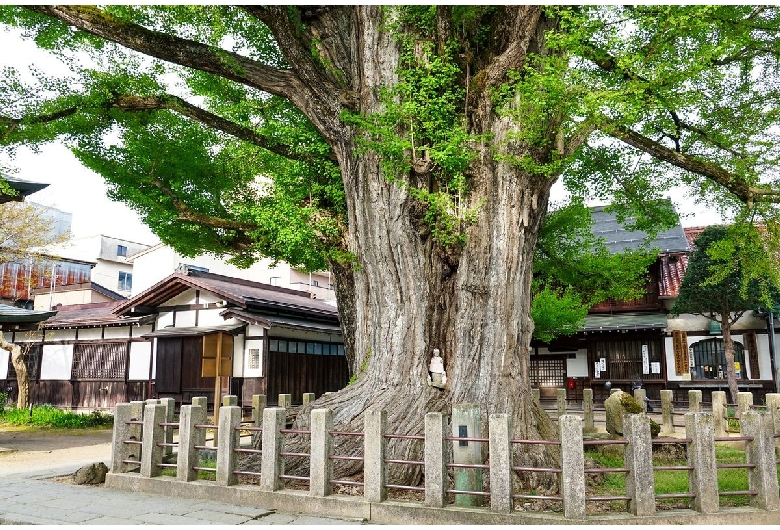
[
  {"x1": 0, "y1": 336, "x2": 29, "y2": 410},
  {"x1": 276, "y1": 7, "x2": 561, "y2": 490}
]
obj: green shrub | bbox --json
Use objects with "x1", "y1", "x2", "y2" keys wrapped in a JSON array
[
  {"x1": 0, "y1": 391, "x2": 7, "y2": 411},
  {"x1": 0, "y1": 404, "x2": 113, "y2": 428}
]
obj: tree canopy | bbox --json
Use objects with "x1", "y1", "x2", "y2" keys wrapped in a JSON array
[{"x1": 3, "y1": 6, "x2": 777, "y2": 343}]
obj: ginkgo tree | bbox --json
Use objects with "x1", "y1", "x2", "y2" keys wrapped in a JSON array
[{"x1": 1, "y1": 6, "x2": 780, "y2": 485}]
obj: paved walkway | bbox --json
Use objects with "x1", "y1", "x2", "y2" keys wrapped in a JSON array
[{"x1": 0, "y1": 463, "x2": 367, "y2": 525}]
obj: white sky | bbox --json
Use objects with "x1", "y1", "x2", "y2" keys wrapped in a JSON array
[{"x1": 0, "y1": 24, "x2": 724, "y2": 247}]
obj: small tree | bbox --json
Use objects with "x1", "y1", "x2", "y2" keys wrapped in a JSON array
[
  {"x1": 671, "y1": 224, "x2": 780, "y2": 403},
  {"x1": 0, "y1": 198, "x2": 68, "y2": 409}
]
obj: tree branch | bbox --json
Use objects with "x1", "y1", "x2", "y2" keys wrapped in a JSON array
[
  {"x1": 604, "y1": 122, "x2": 780, "y2": 206},
  {"x1": 25, "y1": 6, "x2": 307, "y2": 105}
]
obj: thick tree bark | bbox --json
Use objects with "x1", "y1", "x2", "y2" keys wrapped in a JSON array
[
  {"x1": 0, "y1": 336, "x2": 28, "y2": 410},
  {"x1": 272, "y1": 7, "x2": 562, "y2": 490}
]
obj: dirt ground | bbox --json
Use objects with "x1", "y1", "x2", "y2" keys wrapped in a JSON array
[{"x1": 0, "y1": 427, "x2": 112, "y2": 475}]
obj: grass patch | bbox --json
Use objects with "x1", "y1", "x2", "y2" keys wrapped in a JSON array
[
  {"x1": 161, "y1": 459, "x2": 217, "y2": 480},
  {"x1": 585, "y1": 442, "x2": 753, "y2": 509},
  {"x1": 0, "y1": 404, "x2": 113, "y2": 429}
]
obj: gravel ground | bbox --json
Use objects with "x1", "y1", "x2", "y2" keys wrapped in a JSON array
[{"x1": 0, "y1": 427, "x2": 112, "y2": 476}]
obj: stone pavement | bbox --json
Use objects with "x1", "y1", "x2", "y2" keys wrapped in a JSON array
[{"x1": 0, "y1": 463, "x2": 368, "y2": 525}]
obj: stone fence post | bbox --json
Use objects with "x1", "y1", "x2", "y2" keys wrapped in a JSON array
[
  {"x1": 159, "y1": 398, "x2": 175, "y2": 456},
  {"x1": 310, "y1": 408, "x2": 334, "y2": 497},
  {"x1": 452, "y1": 404, "x2": 482, "y2": 507},
  {"x1": 688, "y1": 390, "x2": 702, "y2": 413},
  {"x1": 685, "y1": 412, "x2": 718, "y2": 514},
  {"x1": 424, "y1": 412, "x2": 447, "y2": 508},
  {"x1": 737, "y1": 392, "x2": 753, "y2": 421},
  {"x1": 140, "y1": 403, "x2": 166, "y2": 478},
  {"x1": 556, "y1": 388, "x2": 567, "y2": 418},
  {"x1": 488, "y1": 414, "x2": 512, "y2": 513},
  {"x1": 766, "y1": 393, "x2": 780, "y2": 455},
  {"x1": 303, "y1": 393, "x2": 316, "y2": 406},
  {"x1": 364, "y1": 408, "x2": 387, "y2": 503},
  {"x1": 278, "y1": 394, "x2": 292, "y2": 409},
  {"x1": 216, "y1": 404, "x2": 241, "y2": 486},
  {"x1": 741, "y1": 411, "x2": 780, "y2": 510},
  {"x1": 260, "y1": 407, "x2": 286, "y2": 491},
  {"x1": 660, "y1": 390, "x2": 674, "y2": 436},
  {"x1": 582, "y1": 389, "x2": 596, "y2": 433},
  {"x1": 252, "y1": 394, "x2": 267, "y2": 428},
  {"x1": 559, "y1": 414, "x2": 585, "y2": 519},
  {"x1": 633, "y1": 388, "x2": 647, "y2": 413},
  {"x1": 111, "y1": 402, "x2": 141, "y2": 473},
  {"x1": 177, "y1": 404, "x2": 206, "y2": 481},
  {"x1": 711, "y1": 391, "x2": 727, "y2": 437},
  {"x1": 624, "y1": 414, "x2": 655, "y2": 516}
]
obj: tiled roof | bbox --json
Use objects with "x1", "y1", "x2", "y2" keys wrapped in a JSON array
[
  {"x1": 591, "y1": 204, "x2": 690, "y2": 254},
  {"x1": 683, "y1": 226, "x2": 707, "y2": 250},
  {"x1": 43, "y1": 301, "x2": 153, "y2": 328},
  {"x1": 658, "y1": 252, "x2": 689, "y2": 298},
  {"x1": 113, "y1": 269, "x2": 339, "y2": 322},
  {"x1": 91, "y1": 282, "x2": 127, "y2": 301}
]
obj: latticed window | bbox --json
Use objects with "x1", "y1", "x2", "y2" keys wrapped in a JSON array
[
  {"x1": 530, "y1": 357, "x2": 565, "y2": 388},
  {"x1": 71, "y1": 342, "x2": 128, "y2": 380},
  {"x1": 589, "y1": 337, "x2": 664, "y2": 381},
  {"x1": 248, "y1": 348, "x2": 260, "y2": 370},
  {"x1": 689, "y1": 338, "x2": 745, "y2": 380},
  {"x1": 7, "y1": 344, "x2": 41, "y2": 381}
]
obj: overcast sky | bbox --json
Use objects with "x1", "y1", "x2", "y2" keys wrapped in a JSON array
[{"x1": 0, "y1": 24, "x2": 724, "y2": 247}]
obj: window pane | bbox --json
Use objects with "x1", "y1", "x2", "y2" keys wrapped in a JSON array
[
  {"x1": 278, "y1": 340, "x2": 287, "y2": 353},
  {"x1": 269, "y1": 340, "x2": 278, "y2": 352},
  {"x1": 338, "y1": 345, "x2": 345, "y2": 356},
  {"x1": 314, "y1": 343, "x2": 322, "y2": 355},
  {"x1": 306, "y1": 343, "x2": 314, "y2": 354}
]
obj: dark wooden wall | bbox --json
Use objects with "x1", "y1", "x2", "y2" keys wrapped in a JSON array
[
  {"x1": 3, "y1": 379, "x2": 146, "y2": 411},
  {"x1": 266, "y1": 351, "x2": 348, "y2": 404}
]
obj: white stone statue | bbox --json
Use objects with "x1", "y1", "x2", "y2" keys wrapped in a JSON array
[{"x1": 428, "y1": 348, "x2": 447, "y2": 389}]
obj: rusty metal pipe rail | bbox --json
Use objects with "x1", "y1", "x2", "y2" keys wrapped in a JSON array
[
  {"x1": 384, "y1": 433, "x2": 424, "y2": 440},
  {"x1": 121, "y1": 459, "x2": 141, "y2": 465},
  {"x1": 280, "y1": 429, "x2": 310, "y2": 435},
  {"x1": 330, "y1": 479, "x2": 364, "y2": 486},
  {"x1": 513, "y1": 493, "x2": 563, "y2": 501},
  {"x1": 279, "y1": 452, "x2": 310, "y2": 458},
  {"x1": 446, "y1": 488, "x2": 490, "y2": 496},
  {"x1": 280, "y1": 474, "x2": 310, "y2": 482},
  {"x1": 192, "y1": 466, "x2": 216, "y2": 472},
  {"x1": 329, "y1": 431, "x2": 364, "y2": 437},
  {"x1": 386, "y1": 484, "x2": 425, "y2": 492},
  {"x1": 443, "y1": 436, "x2": 488, "y2": 443},
  {"x1": 386, "y1": 458, "x2": 424, "y2": 466},
  {"x1": 234, "y1": 447, "x2": 262, "y2": 454},
  {"x1": 586, "y1": 494, "x2": 631, "y2": 501},
  {"x1": 446, "y1": 462, "x2": 490, "y2": 470},
  {"x1": 233, "y1": 470, "x2": 261, "y2": 477},
  {"x1": 655, "y1": 492, "x2": 695, "y2": 499},
  {"x1": 511, "y1": 439, "x2": 561, "y2": 446},
  {"x1": 512, "y1": 466, "x2": 561, "y2": 473},
  {"x1": 329, "y1": 455, "x2": 363, "y2": 462}
]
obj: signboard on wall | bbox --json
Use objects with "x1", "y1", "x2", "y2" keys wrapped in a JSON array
[
  {"x1": 594, "y1": 362, "x2": 601, "y2": 378},
  {"x1": 642, "y1": 344, "x2": 649, "y2": 375}
]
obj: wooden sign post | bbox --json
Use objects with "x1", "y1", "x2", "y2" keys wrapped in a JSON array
[{"x1": 201, "y1": 332, "x2": 233, "y2": 422}]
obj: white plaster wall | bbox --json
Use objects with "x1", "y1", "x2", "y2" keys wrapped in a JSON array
[
  {"x1": 92, "y1": 260, "x2": 133, "y2": 296},
  {"x1": 247, "y1": 324, "x2": 268, "y2": 336},
  {"x1": 151, "y1": 339, "x2": 157, "y2": 378},
  {"x1": 128, "y1": 341, "x2": 152, "y2": 381},
  {"x1": 77, "y1": 328, "x2": 103, "y2": 341},
  {"x1": 135, "y1": 324, "x2": 154, "y2": 336},
  {"x1": 104, "y1": 326, "x2": 132, "y2": 339},
  {"x1": 43, "y1": 329, "x2": 77, "y2": 341},
  {"x1": 166, "y1": 290, "x2": 200, "y2": 306},
  {"x1": 157, "y1": 311, "x2": 174, "y2": 329},
  {"x1": 566, "y1": 351, "x2": 589, "y2": 377},
  {"x1": 243, "y1": 338, "x2": 265, "y2": 378},
  {"x1": 232, "y1": 334, "x2": 245, "y2": 377},
  {"x1": 175, "y1": 310, "x2": 196, "y2": 328},
  {"x1": 267, "y1": 328, "x2": 341, "y2": 343},
  {"x1": 0, "y1": 349, "x2": 8, "y2": 379},
  {"x1": 198, "y1": 308, "x2": 227, "y2": 327},
  {"x1": 755, "y1": 333, "x2": 771, "y2": 380},
  {"x1": 40, "y1": 344, "x2": 73, "y2": 380}
]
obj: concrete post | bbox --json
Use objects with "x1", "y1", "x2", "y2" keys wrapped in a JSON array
[
  {"x1": 623, "y1": 414, "x2": 655, "y2": 516},
  {"x1": 556, "y1": 388, "x2": 567, "y2": 418},
  {"x1": 424, "y1": 412, "x2": 448, "y2": 508},
  {"x1": 685, "y1": 412, "x2": 718, "y2": 514},
  {"x1": 111, "y1": 403, "x2": 136, "y2": 473},
  {"x1": 252, "y1": 394, "x2": 266, "y2": 428},
  {"x1": 633, "y1": 388, "x2": 647, "y2": 413},
  {"x1": 737, "y1": 392, "x2": 753, "y2": 421},
  {"x1": 559, "y1": 414, "x2": 585, "y2": 519},
  {"x1": 303, "y1": 393, "x2": 316, "y2": 406},
  {"x1": 532, "y1": 388, "x2": 540, "y2": 405},
  {"x1": 741, "y1": 411, "x2": 780, "y2": 510},
  {"x1": 216, "y1": 405, "x2": 241, "y2": 486},
  {"x1": 488, "y1": 414, "x2": 512, "y2": 513},
  {"x1": 711, "y1": 391, "x2": 728, "y2": 438},
  {"x1": 177, "y1": 404, "x2": 206, "y2": 481},
  {"x1": 140, "y1": 403, "x2": 166, "y2": 478},
  {"x1": 192, "y1": 396, "x2": 208, "y2": 422},
  {"x1": 765, "y1": 393, "x2": 780, "y2": 455},
  {"x1": 278, "y1": 394, "x2": 292, "y2": 408},
  {"x1": 582, "y1": 388, "x2": 596, "y2": 433},
  {"x1": 364, "y1": 408, "x2": 387, "y2": 503},
  {"x1": 688, "y1": 390, "x2": 702, "y2": 413},
  {"x1": 222, "y1": 394, "x2": 238, "y2": 407},
  {"x1": 452, "y1": 404, "x2": 483, "y2": 507},
  {"x1": 260, "y1": 407, "x2": 286, "y2": 491},
  {"x1": 159, "y1": 397, "x2": 175, "y2": 456},
  {"x1": 660, "y1": 390, "x2": 674, "y2": 436},
  {"x1": 310, "y1": 408, "x2": 333, "y2": 497}
]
